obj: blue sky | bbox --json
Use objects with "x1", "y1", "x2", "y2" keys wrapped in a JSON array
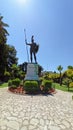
[{"x1": 0, "y1": 0, "x2": 73, "y2": 72}]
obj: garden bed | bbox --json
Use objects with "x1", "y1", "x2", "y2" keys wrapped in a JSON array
[
  {"x1": 8, "y1": 85, "x2": 56, "y2": 95},
  {"x1": 8, "y1": 78, "x2": 56, "y2": 95}
]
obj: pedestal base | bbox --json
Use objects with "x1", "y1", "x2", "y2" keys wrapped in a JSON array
[{"x1": 25, "y1": 63, "x2": 39, "y2": 81}]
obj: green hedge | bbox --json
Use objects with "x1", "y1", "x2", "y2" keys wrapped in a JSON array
[
  {"x1": 24, "y1": 80, "x2": 39, "y2": 94},
  {"x1": 41, "y1": 80, "x2": 52, "y2": 93},
  {"x1": 12, "y1": 78, "x2": 21, "y2": 87},
  {"x1": 8, "y1": 80, "x2": 12, "y2": 87},
  {"x1": 8, "y1": 78, "x2": 21, "y2": 88}
]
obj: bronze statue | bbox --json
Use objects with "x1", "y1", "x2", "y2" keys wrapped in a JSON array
[{"x1": 26, "y1": 35, "x2": 39, "y2": 63}]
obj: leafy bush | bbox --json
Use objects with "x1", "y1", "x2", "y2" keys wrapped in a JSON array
[
  {"x1": 24, "y1": 80, "x2": 39, "y2": 94},
  {"x1": 69, "y1": 82, "x2": 73, "y2": 88},
  {"x1": 62, "y1": 78, "x2": 72, "y2": 86},
  {"x1": 41, "y1": 80, "x2": 52, "y2": 93},
  {"x1": 12, "y1": 78, "x2": 21, "y2": 87},
  {"x1": 8, "y1": 80, "x2": 12, "y2": 87}
]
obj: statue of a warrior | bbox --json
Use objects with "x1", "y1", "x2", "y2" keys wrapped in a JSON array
[{"x1": 26, "y1": 35, "x2": 39, "y2": 63}]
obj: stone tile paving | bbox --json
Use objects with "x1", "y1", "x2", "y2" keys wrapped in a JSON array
[{"x1": 0, "y1": 87, "x2": 73, "y2": 130}]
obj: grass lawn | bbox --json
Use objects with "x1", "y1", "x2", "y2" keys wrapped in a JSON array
[
  {"x1": 0, "y1": 82, "x2": 8, "y2": 88},
  {"x1": 53, "y1": 83, "x2": 73, "y2": 92}
]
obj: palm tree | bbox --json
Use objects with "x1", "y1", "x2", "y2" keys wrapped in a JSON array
[
  {"x1": 57, "y1": 65, "x2": 63, "y2": 86},
  {"x1": 0, "y1": 15, "x2": 9, "y2": 44}
]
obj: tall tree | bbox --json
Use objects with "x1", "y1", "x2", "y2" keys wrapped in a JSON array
[
  {"x1": 38, "y1": 64, "x2": 43, "y2": 76},
  {"x1": 10, "y1": 64, "x2": 19, "y2": 79},
  {"x1": 19, "y1": 62, "x2": 27, "y2": 73},
  {"x1": 6, "y1": 45, "x2": 18, "y2": 71},
  {"x1": 0, "y1": 15, "x2": 9, "y2": 80},
  {"x1": 57, "y1": 65, "x2": 63, "y2": 86}
]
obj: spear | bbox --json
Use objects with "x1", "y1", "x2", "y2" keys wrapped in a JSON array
[{"x1": 24, "y1": 29, "x2": 29, "y2": 62}]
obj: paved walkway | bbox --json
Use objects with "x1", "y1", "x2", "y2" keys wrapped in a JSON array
[{"x1": 0, "y1": 88, "x2": 73, "y2": 130}]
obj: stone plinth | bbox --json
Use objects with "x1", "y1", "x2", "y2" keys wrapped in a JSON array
[{"x1": 25, "y1": 63, "x2": 39, "y2": 81}]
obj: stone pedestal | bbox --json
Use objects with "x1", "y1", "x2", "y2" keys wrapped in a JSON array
[{"x1": 25, "y1": 63, "x2": 39, "y2": 81}]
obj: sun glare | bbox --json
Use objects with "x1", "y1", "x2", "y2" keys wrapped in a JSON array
[{"x1": 17, "y1": 0, "x2": 27, "y2": 4}]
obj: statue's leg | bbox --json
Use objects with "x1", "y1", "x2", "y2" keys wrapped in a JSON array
[
  {"x1": 34, "y1": 53, "x2": 37, "y2": 63},
  {"x1": 30, "y1": 51, "x2": 32, "y2": 63}
]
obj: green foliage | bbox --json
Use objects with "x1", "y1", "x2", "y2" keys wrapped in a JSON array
[
  {"x1": 69, "y1": 82, "x2": 73, "y2": 88},
  {"x1": 8, "y1": 79, "x2": 12, "y2": 87},
  {"x1": 18, "y1": 70, "x2": 25, "y2": 80},
  {"x1": 0, "y1": 16, "x2": 18, "y2": 82},
  {"x1": 67, "y1": 66, "x2": 73, "y2": 69},
  {"x1": 24, "y1": 80, "x2": 39, "y2": 93},
  {"x1": 19, "y1": 62, "x2": 27, "y2": 73},
  {"x1": 11, "y1": 64, "x2": 19, "y2": 79},
  {"x1": 62, "y1": 78, "x2": 72, "y2": 91},
  {"x1": 66, "y1": 69, "x2": 73, "y2": 79},
  {"x1": 39, "y1": 77, "x2": 44, "y2": 82},
  {"x1": 8, "y1": 78, "x2": 22, "y2": 89},
  {"x1": 0, "y1": 15, "x2": 9, "y2": 44},
  {"x1": 38, "y1": 64, "x2": 43, "y2": 76},
  {"x1": 57, "y1": 65, "x2": 63, "y2": 72},
  {"x1": 2, "y1": 44, "x2": 18, "y2": 81},
  {"x1": 48, "y1": 72, "x2": 59, "y2": 82},
  {"x1": 7, "y1": 45, "x2": 18, "y2": 68},
  {"x1": 4, "y1": 70, "x2": 11, "y2": 81},
  {"x1": 20, "y1": 80, "x2": 24, "y2": 86},
  {"x1": 0, "y1": 16, "x2": 9, "y2": 81},
  {"x1": 41, "y1": 80, "x2": 52, "y2": 93},
  {"x1": 4, "y1": 71, "x2": 10, "y2": 77},
  {"x1": 12, "y1": 78, "x2": 21, "y2": 87},
  {"x1": 57, "y1": 65, "x2": 63, "y2": 86},
  {"x1": 62, "y1": 78, "x2": 72, "y2": 86}
]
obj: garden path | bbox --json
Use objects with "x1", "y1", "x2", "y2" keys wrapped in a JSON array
[{"x1": 0, "y1": 87, "x2": 73, "y2": 130}]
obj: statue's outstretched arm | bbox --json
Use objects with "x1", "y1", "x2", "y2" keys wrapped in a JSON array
[{"x1": 26, "y1": 43, "x2": 31, "y2": 46}]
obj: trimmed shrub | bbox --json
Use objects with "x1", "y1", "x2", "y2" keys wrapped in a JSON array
[
  {"x1": 41, "y1": 80, "x2": 52, "y2": 93},
  {"x1": 8, "y1": 80, "x2": 12, "y2": 87},
  {"x1": 24, "y1": 80, "x2": 39, "y2": 94},
  {"x1": 12, "y1": 78, "x2": 21, "y2": 87}
]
